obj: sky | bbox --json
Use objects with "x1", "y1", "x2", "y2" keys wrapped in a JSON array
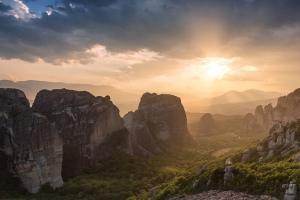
[{"x1": 1, "y1": 0, "x2": 300, "y2": 95}]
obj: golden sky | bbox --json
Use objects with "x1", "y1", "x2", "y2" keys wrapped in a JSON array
[{"x1": 1, "y1": 0, "x2": 300, "y2": 95}]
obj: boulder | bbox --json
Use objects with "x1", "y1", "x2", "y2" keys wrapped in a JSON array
[
  {"x1": 225, "y1": 158, "x2": 232, "y2": 165},
  {"x1": 224, "y1": 166, "x2": 236, "y2": 184},
  {"x1": 266, "y1": 150, "x2": 274, "y2": 160},
  {"x1": 257, "y1": 145, "x2": 264, "y2": 156},
  {"x1": 241, "y1": 149, "x2": 251, "y2": 163},
  {"x1": 149, "y1": 187, "x2": 158, "y2": 197},
  {"x1": 283, "y1": 181, "x2": 297, "y2": 200},
  {"x1": 32, "y1": 89, "x2": 132, "y2": 180},
  {"x1": 193, "y1": 180, "x2": 199, "y2": 189}
]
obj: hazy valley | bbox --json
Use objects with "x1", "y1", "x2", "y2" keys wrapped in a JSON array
[{"x1": 1, "y1": 81, "x2": 300, "y2": 200}]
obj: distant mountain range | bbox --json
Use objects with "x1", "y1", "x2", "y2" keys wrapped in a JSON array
[
  {"x1": 0, "y1": 80, "x2": 141, "y2": 103},
  {"x1": 0, "y1": 80, "x2": 284, "y2": 116},
  {"x1": 187, "y1": 89, "x2": 283, "y2": 106},
  {"x1": 185, "y1": 98, "x2": 279, "y2": 116}
]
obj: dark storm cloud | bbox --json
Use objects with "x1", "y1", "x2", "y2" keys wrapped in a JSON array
[
  {"x1": 0, "y1": 2, "x2": 12, "y2": 12},
  {"x1": 1, "y1": 0, "x2": 300, "y2": 64},
  {"x1": 61, "y1": 0, "x2": 119, "y2": 7}
]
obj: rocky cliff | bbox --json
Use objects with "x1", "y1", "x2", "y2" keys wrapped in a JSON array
[
  {"x1": 0, "y1": 89, "x2": 63, "y2": 193},
  {"x1": 124, "y1": 93, "x2": 192, "y2": 156},
  {"x1": 32, "y1": 89, "x2": 132, "y2": 180},
  {"x1": 254, "y1": 88, "x2": 300, "y2": 130}
]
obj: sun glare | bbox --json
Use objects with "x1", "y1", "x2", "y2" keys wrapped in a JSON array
[{"x1": 205, "y1": 60, "x2": 231, "y2": 80}]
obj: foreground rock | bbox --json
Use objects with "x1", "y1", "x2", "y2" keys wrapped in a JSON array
[
  {"x1": 32, "y1": 89, "x2": 132, "y2": 180},
  {"x1": 0, "y1": 89, "x2": 63, "y2": 193},
  {"x1": 124, "y1": 93, "x2": 192, "y2": 156},
  {"x1": 170, "y1": 190, "x2": 278, "y2": 200}
]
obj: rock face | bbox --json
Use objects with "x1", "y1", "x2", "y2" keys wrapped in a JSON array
[
  {"x1": 254, "y1": 88, "x2": 300, "y2": 130},
  {"x1": 198, "y1": 113, "x2": 215, "y2": 134},
  {"x1": 224, "y1": 166, "x2": 236, "y2": 184},
  {"x1": 241, "y1": 149, "x2": 251, "y2": 163},
  {"x1": 32, "y1": 89, "x2": 132, "y2": 180},
  {"x1": 283, "y1": 181, "x2": 297, "y2": 200},
  {"x1": 0, "y1": 89, "x2": 63, "y2": 193},
  {"x1": 124, "y1": 110, "x2": 162, "y2": 157},
  {"x1": 124, "y1": 93, "x2": 192, "y2": 156},
  {"x1": 13, "y1": 109, "x2": 63, "y2": 193}
]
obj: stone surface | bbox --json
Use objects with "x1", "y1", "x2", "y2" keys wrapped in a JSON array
[
  {"x1": 123, "y1": 110, "x2": 162, "y2": 157},
  {"x1": 149, "y1": 187, "x2": 158, "y2": 197},
  {"x1": 266, "y1": 150, "x2": 274, "y2": 160},
  {"x1": 198, "y1": 113, "x2": 215, "y2": 134},
  {"x1": 241, "y1": 149, "x2": 251, "y2": 163},
  {"x1": 169, "y1": 190, "x2": 278, "y2": 200},
  {"x1": 283, "y1": 181, "x2": 297, "y2": 200},
  {"x1": 0, "y1": 88, "x2": 63, "y2": 193},
  {"x1": 254, "y1": 88, "x2": 300, "y2": 130},
  {"x1": 225, "y1": 158, "x2": 232, "y2": 165},
  {"x1": 192, "y1": 180, "x2": 199, "y2": 189},
  {"x1": 13, "y1": 109, "x2": 63, "y2": 193},
  {"x1": 32, "y1": 89, "x2": 132, "y2": 180},
  {"x1": 224, "y1": 166, "x2": 235, "y2": 184},
  {"x1": 257, "y1": 145, "x2": 264, "y2": 156},
  {"x1": 124, "y1": 93, "x2": 192, "y2": 155},
  {"x1": 292, "y1": 154, "x2": 300, "y2": 162}
]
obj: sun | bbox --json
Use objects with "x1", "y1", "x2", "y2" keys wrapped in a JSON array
[{"x1": 205, "y1": 60, "x2": 230, "y2": 80}]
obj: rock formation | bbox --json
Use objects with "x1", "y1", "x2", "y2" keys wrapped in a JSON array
[
  {"x1": 239, "y1": 123, "x2": 300, "y2": 162},
  {"x1": 13, "y1": 109, "x2": 63, "y2": 193},
  {"x1": 283, "y1": 181, "x2": 297, "y2": 200},
  {"x1": 254, "y1": 88, "x2": 300, "y2": 130},
  {"x1": 241, "y1": 149, "x2": 251, "y2": 163},
  {"x1": 32, "y1": 89, "x2": 132, "y2": 180},
  {"x1": 0, "y1": 89, "x2": 63, "y2": 193},
  {"x1": 198, "y1": 113, "x2": 215, "y2": 134},
  {"x1": 124, "y1": 110, "x2": 162, "y2": 157},
  {"x1": 224, "y1": 166, "x2": 235, "y2": 184},
  {"x1": 124, "y1": 93, "x2": 192, "y2": 156}
]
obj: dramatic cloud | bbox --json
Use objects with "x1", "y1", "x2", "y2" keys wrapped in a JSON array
[
  {"x1": 1, "y1": 0, "x2": 36, "y2": 20},
  {"x1": 0, "y1": 2, "x2": 12, "y2": 12},
  {"x1": 0, "y1": 0, "x2": 300, "y2": 65}
]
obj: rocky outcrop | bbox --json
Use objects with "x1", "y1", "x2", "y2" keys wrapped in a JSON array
[
  {"x1": 224, "y1": 166, "x2": 235, "y2": 184},
  {"x1": 0, "y1": 89, "x2": 63, "y2": 193},
  {"x1": 170, "y1": 190, "x2": 279, "y2": 200},
  {"x1": 32, "y1": 89, "x2": 132, "y2": 180},
  {"x1": 124, "y1": 93, "x2": 192, "y2": 156},
  {"x1": 254, "y1": 88, "x2": 300, "y2": 130},
  {"x1": 198, "y1": 113, "x2": 215, "y2": 134},
  {"x1": 239, "y1": 123, "x2": 300, "y2": 162},
  {"x1": 13, "y1": 109, "x2": 63, "y2": 193},
  {"x1": 283, "y1": 181, "x2": 297, "y2": 200},
  {"x1": 241, "y1": 149, "x2": 251, "y2": 163},
  {"x1": 124, "y1": 110, "x2": 162, "y2": 157}
]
